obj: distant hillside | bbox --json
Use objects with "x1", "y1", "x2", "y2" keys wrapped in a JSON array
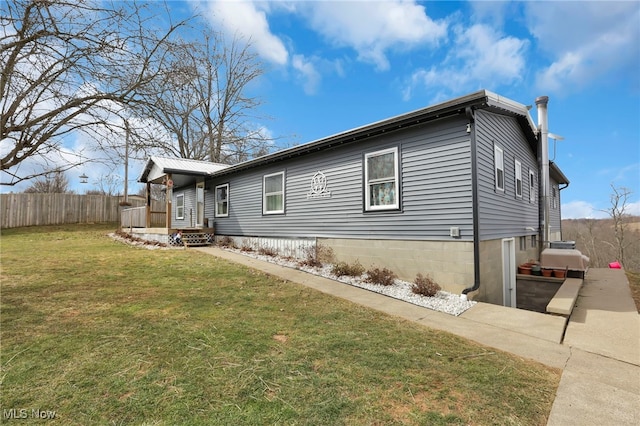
[{"x1": 562, "y1": 216, "x2": 640, "y2": 272}]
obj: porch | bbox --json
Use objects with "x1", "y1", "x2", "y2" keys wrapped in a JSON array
[{"x1": 125, "y1": 227, "x2": 215, "y2": 246}]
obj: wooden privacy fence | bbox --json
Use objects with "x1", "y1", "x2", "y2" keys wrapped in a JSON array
[
  {"x1": 121, "y1": 203, "x2": 166, "y2": 228},
  {"x1": 1, "y1": 193, "x2": 146, "y2": 229}
]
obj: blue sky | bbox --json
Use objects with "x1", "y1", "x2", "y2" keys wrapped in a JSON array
[
  {"x1": 6, "y1": 1, "x2": 639, "y2": 219},
  {"x1": 185, "y1": 0, "x2": 640, "y2": 219}
]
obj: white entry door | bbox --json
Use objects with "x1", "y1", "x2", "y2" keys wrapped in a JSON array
[
  {"x1": 502, "y1": 238, "x2": 516, "y2": 307},
  {"x1": 196, "y1": 182, "x2": 205, "y2": 228}
]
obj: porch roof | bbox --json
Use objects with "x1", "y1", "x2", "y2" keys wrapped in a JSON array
[{"x1": 138, "y1": 156, "x2": 230, "y2": 186}]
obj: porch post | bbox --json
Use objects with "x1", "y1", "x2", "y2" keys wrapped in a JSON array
[
  {"x1": 166, "y1": 173, "x2": 172, "y2": 229},
  {"x1": 146, "y1": 182, "x2": 151, "y2": 228}
]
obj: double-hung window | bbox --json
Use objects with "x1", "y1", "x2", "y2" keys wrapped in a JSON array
[
  {"x1": 529, "y1": 169, "x2": 536, "y2": 203},
  {"x1": 514, "y1": 159, "x2": 522, "y2": 198},
  {"x1": 263, "y1": 172, "x2": 285, "y2": 214},
  {"x1": 364, "y1": 147, "x2": 399, "y2": 211},
  {"x1": 176, "y1": 194, "x2": 184, "y2": 219},
  {"x1": 494, "y1": 145, "x2": 504, "y2": 192},
  {"x1": 215, "y1": 184, "x2": 229, "y2": 217}
]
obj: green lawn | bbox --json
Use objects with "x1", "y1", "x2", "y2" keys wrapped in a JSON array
[{"x1": 1, "y1": 224, "x2": 560, "y2": 425}]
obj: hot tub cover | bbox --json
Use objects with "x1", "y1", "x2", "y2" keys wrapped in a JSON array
[{"x1": 541, "y1": 248, "x2": 590, "y2": 271}]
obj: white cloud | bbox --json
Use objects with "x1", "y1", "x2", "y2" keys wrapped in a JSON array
[
  {"x1": 527, "y1": 2, "x2": 640, "y2": 94},
  {"x1": 201, "y1": 0, "x2": 288, "y2": 65},
  {"x1": 292, "y1": 54, "x2": 321, "y2": 95},
  {"x1": 301, "y1": 0, "x2": 447, "y2": 71},
  {"x1": 562, "y1": 200, "x2": 608, "y2": 219},
  {"x1": 628, "y1": 201, "x2": 640, "y2": 217},
  {"x1": 402, "y1": 24, "x2": 528, "y2": 100}
]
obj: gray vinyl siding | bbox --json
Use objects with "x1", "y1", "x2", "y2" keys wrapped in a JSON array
[
  {"x1": 210, "y1": 116, "x2": 474, "y2": 241},
  {"x1": 204, "y1": 187, "x2": 215, "y2": 224},
  {"x1": 549, "y1": 177, "x2": 562, "y2": 236},
  {"x1": 475, "y1": 109, "x2": 539, "y2": 240},
  {"x1": 172, "y1": 186, "x2": 196, "y2": 228}
]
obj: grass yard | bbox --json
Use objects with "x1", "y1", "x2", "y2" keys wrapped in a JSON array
[
  {"x1": 1, "y1": 224, "x2": 560, "y2": 425},
  {"x1": 626, "y1": 271, "x2": 640, "y2": 312}
]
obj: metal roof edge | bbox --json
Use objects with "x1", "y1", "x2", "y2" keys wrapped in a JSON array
[
  {"x1": 483, "y1": 90, "x2": 538, "y2": 134},
  {"x1": 212, "y1": 90, "x2": 494, "y2": 177},
  {"x1": 550, "y1": 161, "x2": 570, "y2": 185}
]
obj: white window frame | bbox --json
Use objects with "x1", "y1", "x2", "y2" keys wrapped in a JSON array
[
  {"x1": 552, "y1": 185, "x2": 558, "y2": 209},
  {"x1": 263, "y1": 172, "x2": 285, "y2": 215},
  {"x1": 215, "y1": 183, "x2": 229, "y2": 217},
  {"x1": 514, "y1": 159, "x2": 522, "y2": 199},
  {"x1": 529, "y1": 169, "x2": 536, "y2": 203},
  {"x1": 494, "y1": 145, "x2": 504, "y2": 192},
  {"x1": 176, "y1": 193, "x2": 184, "y2": 220},
  {"x1": 364, "y1": 147, "x2": 399, "y2": 211}
]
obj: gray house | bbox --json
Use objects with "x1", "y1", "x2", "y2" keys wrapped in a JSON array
[{"x1": 138, "y1": 90, "x2": 569, "y2": 306}]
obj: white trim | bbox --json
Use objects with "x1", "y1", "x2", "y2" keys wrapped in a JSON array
[
  {"x1": 529, "y1": 169, "x2": 536, "y2": 203},
  {"x1": 176, "y1": 193, "x2": 184, "y2": 220},
  {"x1": 514, "y1": 159, "x2": 522, "y2": 199},
  {"x1": 494, "y1": 144, "x2": 504, "y2": 192},
  {"x1": 196, "y1": 182, "x2": 205, "y2": 227},
  {"x1": 364, "y1": 146, "x2": 399, "y2": 211},
  {"x1": 502, "y1": 237, "x2": 516, "y2": 308},
  {"x1": 215, "y1": 183, "x2": 229, "y2": 217},
  {"x1": 263, "y1": 171, "x2": 285, "y2": 214}
]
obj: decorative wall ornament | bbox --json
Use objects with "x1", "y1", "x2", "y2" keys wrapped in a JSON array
[{"x1": 306, "y1": 171, "x2": 332, "y2": 199}]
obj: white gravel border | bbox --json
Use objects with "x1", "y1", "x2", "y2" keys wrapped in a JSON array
[
  {"x1": 224, "y1": 248, "x2": 476, "y2": 317},
  {"x1": 110, "y1": 232, "x2": 476, "y2": 316}
]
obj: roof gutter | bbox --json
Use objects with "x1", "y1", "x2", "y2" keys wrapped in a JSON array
[
  {"x1": 210, "y1": 90, "x2": 498, "y2": 179},
  {"x1": 462, "y1": 106, "x2": 481, "y2": 298}
]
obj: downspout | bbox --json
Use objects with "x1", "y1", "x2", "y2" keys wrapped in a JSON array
[
  {"x1": 536, "y1": 96, "x2": 550, "y2": 252},
  {"x1": 462, "y1": 106, "x2": 481, "y2": 298}
]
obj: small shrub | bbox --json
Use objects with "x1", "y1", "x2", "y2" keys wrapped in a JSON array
[
  {"x1": 365, "y1": 267, "x2": 397, "y2": 286},
  {"x1": 331, "y1": 260, "x2": 365, "y2": 277},
  {"x1": 240, "y1": 239, "x2": 254, "y2": 252},
  {"x1": 258, "y1": 246, "x2": 278, "y2": 257},
  {"x1": 218, "y1": 235, "x2": 236, "y2": 248},
  {"x1": 412, "y1": 273, "x2": 441, "y2": 297},
  {"x1": 299, "y1": 244, "x2": 334, "y2": 268}
]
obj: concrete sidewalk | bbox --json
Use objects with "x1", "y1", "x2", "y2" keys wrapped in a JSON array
[
  {"x1": 195, "y1": 247, "x2": 640, "y2": 425},
  {"x1": 547, "y1": 268, "x2": 639, "y2": 426}
]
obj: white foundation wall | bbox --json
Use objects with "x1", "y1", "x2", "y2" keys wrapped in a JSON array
[{"x1": 320, "y1": 238, "x2": 474, "y2": 294}]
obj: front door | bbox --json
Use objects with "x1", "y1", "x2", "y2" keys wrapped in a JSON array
[
  {"x1": 196, "y1": 182, "x2": 205, "y2": 228},
  {"x1": 502, "y1": 238, "x2": 516, "y2": 307}
]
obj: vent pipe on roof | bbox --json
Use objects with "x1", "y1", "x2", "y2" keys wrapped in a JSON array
[{"x1": 536, "y1": 96, "x2": 550, "y2": 249}]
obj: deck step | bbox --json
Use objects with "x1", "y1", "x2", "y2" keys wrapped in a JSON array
[
  {"x1": 181, "y1": 233, "x2": 212, "y2": 247},
  {"x1": 546, "y1": 278, "x2": 583, "y2": 316}
]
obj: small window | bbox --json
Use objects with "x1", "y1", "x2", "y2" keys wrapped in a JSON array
[
  {"x1": 263, "y1": 172, "x2": 285, "y2": 214},
  {"x1": 494, "y1": 145, "x2": 504, "y2": 192},
  {"x1": 215, "y1": 184, "x2": 229, "y2": 217},
  {"x1": 519, "y1": 236, "x2": 527, "y2": 251},
  {"x1": 552, "y1": 185, "x2": 558, "y2": 209},
  {"x1": 176, "y1": 194, "x2": 184, "y2": 220},
  {"x1": 529, "y1": 169, "x2": 535, "y2": 203},
  {"x1": 531, "y1": 235, "x2": 537, "y2": 248},
  {"x1": 514, "y1": 159, "x2": 522, "y2": 198},
  {"x1": 364, "y1": 147, "x2": 399, "y2": 211}
]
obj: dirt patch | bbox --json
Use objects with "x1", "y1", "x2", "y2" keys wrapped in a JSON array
[{"x1": 273, "y1": 334, "x2": 288, "y2": 343}]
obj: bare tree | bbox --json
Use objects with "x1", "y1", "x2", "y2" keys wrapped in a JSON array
[
  {"x1": 134, "y1": 29, "x2": 272, "y2": 164},
  {"x1": 603, "y1": 184, "x2": 633, "y2": 268},
  {"x1": 24, "y1": 170, "x2": 70, "y2": 193},
  {"x1": 1, "y1": 0, "x2": 188, "y2": 185}
]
